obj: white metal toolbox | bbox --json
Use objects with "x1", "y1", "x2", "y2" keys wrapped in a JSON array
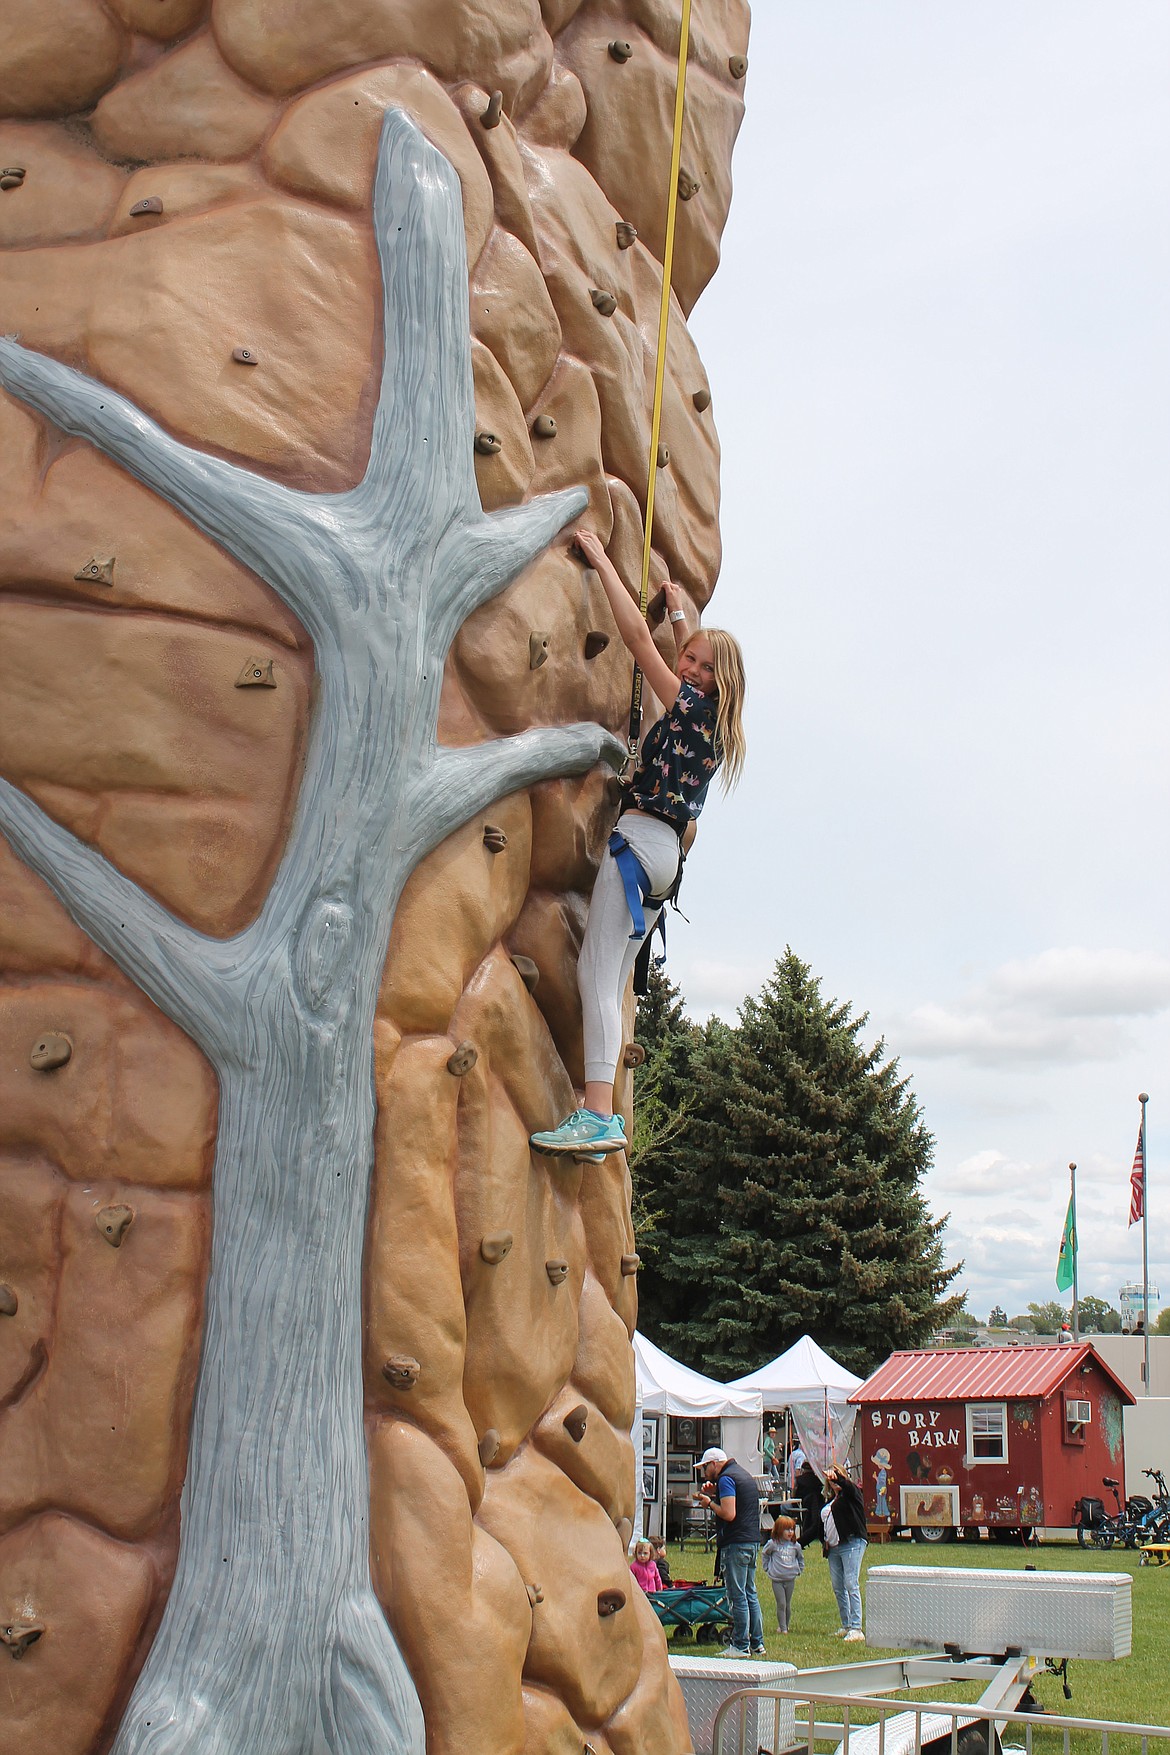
[
  {"x1": 669, "y1": 1656, "x2": 797, "y2": 1755},
  {"x1": 865, "y1": 1566, "x2": 1131, "y2": 1661}
]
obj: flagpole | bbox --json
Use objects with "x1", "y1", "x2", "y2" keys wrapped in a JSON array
[
  {"x1": 1139, "y1": 1093, "x2": 1150, "y2": 1397},
  {"x1": 1069, "y1": 1162, "x2": 1079, "y2": 1342}
]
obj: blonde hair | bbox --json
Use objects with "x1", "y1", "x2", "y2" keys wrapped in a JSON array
[
  {"x1": 633, "y1": 1539, "x2": 652, "y2": 1562},
  {"x1": 684, "y1": 628, "x2": 746, "y2": 790}
]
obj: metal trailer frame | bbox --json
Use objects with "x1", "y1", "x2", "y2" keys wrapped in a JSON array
[{"x1": 711, "y1": 1677, "x2": 1170, "y2": 1755}]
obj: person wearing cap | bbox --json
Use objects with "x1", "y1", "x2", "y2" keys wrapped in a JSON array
[{"x1": 697, "y1": 1446, "x2": 764, "y2": 1658}]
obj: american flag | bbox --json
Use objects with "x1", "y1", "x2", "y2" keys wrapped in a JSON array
[{"x1": 1129, "y1": 1126, "x2": 1145, "y2": 1227}]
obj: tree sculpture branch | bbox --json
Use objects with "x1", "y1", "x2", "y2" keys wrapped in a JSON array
[{"x1": 0, "y1": 106, "x2": 620, "y2": 1755}]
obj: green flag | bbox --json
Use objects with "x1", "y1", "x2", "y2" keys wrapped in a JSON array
[{"x1": 1056, "y1": 1194, "x2": 1077, "y2": 1293}]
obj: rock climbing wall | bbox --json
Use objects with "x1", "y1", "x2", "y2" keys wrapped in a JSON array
[{"x1": 0, "y1": 2, "x2": 748, "y2": 1750}]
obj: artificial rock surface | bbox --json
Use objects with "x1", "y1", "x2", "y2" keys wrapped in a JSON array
[{"x1": 0, "y1": 2, "x2": 747, "y2": 1749}]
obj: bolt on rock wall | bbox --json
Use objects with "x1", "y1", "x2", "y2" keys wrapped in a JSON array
[{"x1": 0, "y1": 2, "x2": 748, "y2": 1750}]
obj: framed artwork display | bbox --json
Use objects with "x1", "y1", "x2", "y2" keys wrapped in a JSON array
[
  {"x1": 641, "y1": 1414, "x2": 660, "y2": 1457},
  {"x1": 900, "y1": 1484, "x2": 960, "y2": 1528},
  {"x1": 700, "y1": 1418, "x2": 722, "y2": 1449},
  {"x1": 667, "y1": 1453, "x2": 694, "y2": 1484},
  {"x1": 671, "y1": 1417, "x2": 698, "y2": 1450},
  {"x1": 641, "y1": 1463, "x2": 659, "y2": 1503}
]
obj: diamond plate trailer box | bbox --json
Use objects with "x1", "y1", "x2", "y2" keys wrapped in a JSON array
[
  {"x1": 865, "y1": 1566, "x2": 1131, "y2": 1660},
  {"x1": 669, "y1": 1656, "x2": 797, "y2": 1755}
]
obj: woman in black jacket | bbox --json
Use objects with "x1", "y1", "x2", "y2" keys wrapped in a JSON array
[{"x1": 821, "y1": 1466, "x2": 867, "y2": 1640}]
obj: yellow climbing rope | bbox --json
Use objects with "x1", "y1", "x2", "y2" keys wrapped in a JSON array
[{"x1": 627, "y1": 0, "x2": 694, "y2": 755}]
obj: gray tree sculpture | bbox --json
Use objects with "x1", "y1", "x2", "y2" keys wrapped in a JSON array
[{"x1": 0, "y1": 109, "x2": 620, "y2": 1754}]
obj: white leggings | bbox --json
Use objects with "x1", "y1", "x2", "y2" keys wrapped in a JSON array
[{"x1": 578, "y1": 813, "x2": 682, "y2": 1088}]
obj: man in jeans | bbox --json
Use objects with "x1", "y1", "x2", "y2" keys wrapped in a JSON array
[{"x1": 697, "y1": 1446, "x2": 764, "y2": 1658}]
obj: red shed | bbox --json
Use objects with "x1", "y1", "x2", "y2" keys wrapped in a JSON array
[{"x1": 850, "y1": 1345, "x2": 1135, "y2": 1542}]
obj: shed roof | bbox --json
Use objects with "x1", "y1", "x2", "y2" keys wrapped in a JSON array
[{"x1": 850, "y1": 1344, "x2": 1136, "y2": 1406}]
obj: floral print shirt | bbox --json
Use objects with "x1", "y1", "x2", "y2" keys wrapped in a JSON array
[{"x1": 627, "y1": 680, "x2": 720, "y2": 826}]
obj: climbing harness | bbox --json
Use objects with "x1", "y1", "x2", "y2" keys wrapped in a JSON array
[
  {"x1": 626, "y1": 0, "x2": 694, "y2": 759},
  {"x1": 607, "y1": 819, "x2": 689, "y2": 995}
]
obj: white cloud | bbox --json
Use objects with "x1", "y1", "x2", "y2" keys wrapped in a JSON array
[
  {"x1": 673, "y1": 956, "x2": 766, "y2": 1022},
  {"x1": 897, "y1": 948, "x2": 1170, "y2": 1069},
  {"x1": 985, "y1": 948, "x2": 1170, "y2": 1018},
  {"x1": 929, "y1": 1148, "x2": 1049, "y2": 1199}
]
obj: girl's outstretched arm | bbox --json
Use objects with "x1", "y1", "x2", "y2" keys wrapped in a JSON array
[{"x1": 574, "y1": 528, "x2": 681, "y2": 709}]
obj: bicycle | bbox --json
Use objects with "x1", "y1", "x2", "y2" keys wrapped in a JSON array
[{"x1": 1075, "y1": 1477, "x2": 1137, "y2": 1549}]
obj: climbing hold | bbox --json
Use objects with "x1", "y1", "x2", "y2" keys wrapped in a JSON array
[
  {"x1": 0, "y1": 168, "x2": 26, "y2": 192},
  {"x1": 1, "y1": 1621, "x2": 44, "y2": 1660},
  {"x1": 30, "y1": 1032, "x2": 72, "y2": 1071},
  {"x1": 692, "y1": 387, "x2": 712, "y2": 412},
  {"x1": 608, "y1": 39, "x2": 633, "y2": 62},
  {"x1": 656, "y1": 443, "x2": 670, "y2": 469},
  {"x1": 545, "y1": 1259, "x2": 568, "y2": 1286},
  {"x1": 620, "y1": 1254, "x2": 641, "y2": 1277},
  {"x1": 590, "y1": 289, "x2": 618, "y2": 317},
  {"x1": 604, "y1": 774, "x2": 625, "y2": 807},
  {"x1": 622, "y1": 1041, "x2": 646, "y2": 1068},
  {"x1": 482, "y1": 823, "x2": 508, "y2": 853},
  {"x1": 481, "y1": 89, "x2": 503, "y2": 128},
  {"x1": 597, "y1": 1589, "x2": 626, "y2": 1618},
  {"x1": 96, "y1": 1205, "x2": 134, "y2": 1248},
  {"x1": 729, "y1": 54, "x2": 748, "y2": 79},
  {"x1": 235, "y1": 657, "x2": 276, "y2": 688},
  {"x1": 474, "y1": 431, "x2": 501, "y2": 456},
  {"x1": 74, "y1": 556, "x2": 114, "y2": 585},
  {"x1": 0, "y1": 1285, "x2": 17, "y2": 1317},
  {"x1": 525, "y1": 1582, "x2": 544, "y2": 1607},
  {"x1": 584, "y1": 632, "x2": 610, "y2": 660},
  {"x1": 646, "y1": 587, "x2": 667, "y2": 627},
  {"x1": 616, "y1": 1517, "x2": 634, "y2": 1547},
  {"x1": 615, "y1": 221, "x2": 638, "y2": 250},
  {"x1": 478, "y1": 1428, "x2": 501, "y2": 1466},
  {"x1": 231, "y1": 347, "x2": 258, "y2": 365},
  {"x1": 479, "y1": 1232, "x2": 513, "y2": 1265},
  {"x1": 511, "y1": 954, "x2": 539, "y2": 992},
  {"x1": 381, "y1": 1355, "x2": 421, "y2": 1391},
  {"x1": 563, "y1": 1404, "x2": 588, "y2": 1442},
  {"x1": 446, "y1": 1041, "x2": 478, "y2": 1076},
  {"x1": 128, "y1": 196, "x2": 163, "y2": 216},
  {"x1": 678, "y1": 170, "x2": 700, "y2": 202},
  {"x1": 531, "y1": 413, "x2": 557, "y2": 439},
  {"x1": 528, "y1": 631, "x2": 550, "y2": 670}
]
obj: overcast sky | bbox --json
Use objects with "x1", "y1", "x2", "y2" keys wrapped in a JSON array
[{"x1": 677, "y1": 1, "x2": 1170, "y2": 1323}]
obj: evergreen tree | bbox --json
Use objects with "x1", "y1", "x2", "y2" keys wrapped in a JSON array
[
  {"x1": 633, "y1": 951, "x2": 961, "y2": 1377},
  {"x1": 629, "y1": 968, "x2": 700, "y2": 1307}
]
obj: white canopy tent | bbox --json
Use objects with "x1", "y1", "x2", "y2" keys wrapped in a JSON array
[
  {"x1": 633, "y1": 1332, "x2": 763, "y2": 1539},
  {"x1": 636, "y1": 1331, "x2": 764, "y2": 1421},
  {"x1": 728, "y1": 1335, "x2": 863, "y2": 1482}
]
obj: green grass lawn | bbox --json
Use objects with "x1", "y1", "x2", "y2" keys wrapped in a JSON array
[{"x1": 656, "y1": 1537, "x2": 1170, "y2": 1733}]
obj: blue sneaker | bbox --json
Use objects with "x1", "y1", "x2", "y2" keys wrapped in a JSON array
[{"x1": 529, "y1": 1109, "x2": 627, "y2": 1158}]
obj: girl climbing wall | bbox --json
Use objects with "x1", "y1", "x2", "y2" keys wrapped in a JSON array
[{"x1": 530, "y1": 526, "x2": 746, "y2": 1158}]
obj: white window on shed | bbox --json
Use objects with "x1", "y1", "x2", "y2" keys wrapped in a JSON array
[{"x1": 966, "y1": 1401, "x2": 1008, "y2": 1462}]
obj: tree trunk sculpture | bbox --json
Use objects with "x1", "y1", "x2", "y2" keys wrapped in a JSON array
[{"x1": 0, "y1": 108, "x2": 619, "y2": 1755}]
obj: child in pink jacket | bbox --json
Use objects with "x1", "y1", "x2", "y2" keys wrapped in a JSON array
[{"x1": 629, "y1": 1539, "x2": 662, "y2": 1593}]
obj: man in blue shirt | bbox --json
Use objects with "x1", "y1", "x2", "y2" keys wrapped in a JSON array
[{"x1": 697, "y1": 1446, "x2": 765, "y2": 1658}]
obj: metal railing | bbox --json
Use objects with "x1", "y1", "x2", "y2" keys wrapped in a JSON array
[{"x1": 711, "y1": 1685, "x2": 1170, "y2": 1755}]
